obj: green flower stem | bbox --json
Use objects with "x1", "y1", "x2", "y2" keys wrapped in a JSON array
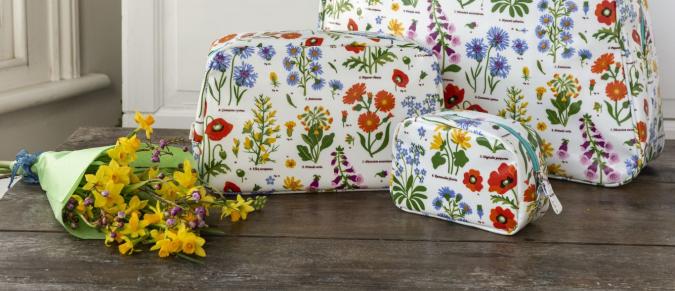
[{"x1": 227, "y1": 55, "x2": 238, "y2": 106}]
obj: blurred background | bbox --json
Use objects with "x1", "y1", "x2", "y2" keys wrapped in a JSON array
[{"x1": 0, "y1": 0, "x2": 672, "y2": 157}]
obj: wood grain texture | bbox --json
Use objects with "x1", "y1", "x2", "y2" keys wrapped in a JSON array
[{"x1": 0, "y1": 127, "x2": 673, "y2": 290}]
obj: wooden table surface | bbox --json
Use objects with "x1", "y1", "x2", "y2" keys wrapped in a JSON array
[{"x1": 1, "y1": 127, "x2": 674, "y2": 290}]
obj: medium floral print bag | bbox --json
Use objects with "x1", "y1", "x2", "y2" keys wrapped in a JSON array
[
  {"x1": 321, "y1": 0, "x2": 664, "y2": 187},
  {"x1": 391, "y1": 110, "x2": 562, "y2": 235},
  {"x1": 191, "y1": 30, "x2": 444, "y2": 194}
]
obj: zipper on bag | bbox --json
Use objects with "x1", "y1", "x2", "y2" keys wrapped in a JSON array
[{"x1": 446, "y1": 112, "x2": 563, "y2": 215}]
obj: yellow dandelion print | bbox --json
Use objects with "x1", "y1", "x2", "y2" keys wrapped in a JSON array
[
  {"x1": 536, "y1": 122, "x2": 548, "y2": 131},
  {"x1": 285, "y1": 121, "x2": 296, "y2": 137},
  {"x1": 541, "y1": 140, "x2": 554, "y2": 158},
  {"x1": 285, "y1": 159, "x2": 297, "y2": 168},
  {"x1": 283, "y1": 176, "x2": 303, "y2": 191},
  {"x1": 451, "y1": 129, "x2": 471, "y2": 150},
  {"x1": 430, "y1": 132, "x2": 444, "y2": 150},
  {"x1": 536, "y1": 86, "x2": 546, "y2": 101},
  {"x1": 391, "y1": 3, "x2": 400, "y2": 11},
  {"x1": 388, "y1": 19, "x2": 404, "y2": 37}
]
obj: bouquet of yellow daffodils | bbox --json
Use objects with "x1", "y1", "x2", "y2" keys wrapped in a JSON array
[{"x1": 1, "y1": 112, "x2": 265, "y2": 262}]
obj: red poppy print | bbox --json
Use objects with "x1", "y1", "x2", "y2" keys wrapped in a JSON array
[
  {"x1": 192, "y1": 131, "x2": 203, "y2": 143},
  {"x1": 595, "y1": 0, "x2": 616, "y2": 26},
  {"x1": 444, "y1": 83, "x2": 465, "y2": 109},
  {"x1": 392, "y1": 69, "x2": 410, "y2": 88},
  {"x1": 488, "y1": 163, "x2": 518, "y2": 194},
  {"x1": 345, "y1": 42, "x2": 367, "y2": 54},
  {"x1": 205, "y1": 118, "x2": 234, "y2": 141},
  {"x1": 305, "y1": 37, "x2": 324, "y2": 47},
  {"x1": 347, "y1": 19, "x2": 358, "y2": 31},
  {"x1": 523, "y1": 184, "x2": 536, "y2": 202},
  {"x1": 223, "y1": 181, "x2": 242, "y2": 193},
  {"x1": 466, "y1": 104, "x2": 488, "y2": 113},
  {"x1": 463, "y1": 169, "x2": 484, "y2": 192},
  {"x1": 490, "y1": 207, "x2": 517, "y2": 233}
]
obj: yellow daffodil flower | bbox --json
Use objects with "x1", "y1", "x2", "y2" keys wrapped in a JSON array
[
  {"x1": 83, "y1": 166, "x2": 111, "y2": 192},
  {"x1": 157, "y1": 181, "x2": 179, "y2": 201},
  {"x1": 142, "y1": 201, "x2": 164, "y2": 225},
  {"x1": 93, "y1": 181, "x2": 125, "y2": 212},
  {"x1": 150, "y1": 229, "x2": 180, "y2": 258},
  {"x1": 108, "y1": 160, "x2": 131, "y2": 186},
  {"x1": 120, "y1": 212, "x2": 149, "y2": 239},
  {"x1": 221, "y1": 195, "x2": 255, "y2": 222},
  {"x1": 173, "y1": 160, "x2": 197, "y2": 189},
  {"x1": 124, "y1": 195, "x2": 148, "y2": 215},
  {"x1": 176, "y1": 225, "x2": 206, "y2": 257},
  {"x1": 118, "y1": 236, "x2": 135, "y2": 255},
  {"x1": 134, "y1": 112, "x2": 155, "y2": 140}
]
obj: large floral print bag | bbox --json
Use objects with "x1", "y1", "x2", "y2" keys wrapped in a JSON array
[
  {"x1": 191, "y1": 30, "x2": 444, "y2": 194},
  {"x1": 391, "y1": 110, "x2": 562, "y2": 235},
  {"x1": 321, "y1": 0, "x2": 664, "y2": 187}
]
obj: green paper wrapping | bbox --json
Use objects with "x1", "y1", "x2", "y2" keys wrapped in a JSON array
[{"x1": 23, "y1": 146, "x2": 195, "y2": 240}]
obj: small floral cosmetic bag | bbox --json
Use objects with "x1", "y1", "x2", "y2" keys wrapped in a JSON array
[
  {"x1": 191, "y1": 30, "x2": 444, "y2": 194},
  {"x1": 321, "y1": 0, "x2": 664, "y2": 187},
  {"x1": 391, "y1": 110, "x2": 562, "y2": 235}
]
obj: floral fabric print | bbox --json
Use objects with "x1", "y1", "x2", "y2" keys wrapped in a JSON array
[
  {"x1": 192, "y1": 30, "x2": 442, "y2": 194},
  {"x1": 391, "y1": 110, "x2": 554, "y2": 235},
  {"x1": 321, "y1": 0, "x2": 664, "y2": 187}
]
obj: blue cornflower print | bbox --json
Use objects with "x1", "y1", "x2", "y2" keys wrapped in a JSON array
[
  {"x1": 540, "y1": 14, "x2": 554, "y2": 26},
  {"x1": 438, "y1": 187, "x2": 456, "y2": 200},
  {"x1": 258, "y1": 45, "x2": 276, "y2": 61},
  {"x1": 309, "y1": 62, "x2": 323, "y2": 75},
  {"x1": 307, "y1": 47, "x2": 322, "y2": 61},
  {"x1": 559, "y1": 16, "x2": 574, "y2": 30},
  {"x1": 561, "y1": 47, "x2": 576, "y2": 59},
  {"x1": 266, "y1": 175, "x2": 275, "y2": 185},
  {"x1": 311, "y1": 78, "x2": 326, "y2": 91},
  {"x1": 487, "y1": 27, "x2": 510, "y2": 51},
  {"x1": 466, "y1": 38, "x2": 487, "y2": 61},
  {"x1": 417, "y1": 127, "x2": 426, "y2": 137},
  {"x1": 286, "y1": 44, "x2": 301, "y2": 57},
  {"x1": 432, "y1": 197, "x2": 444, "y2": 211},
  {"x1": 283, "y1": 57, "x2": 295, "y2": 71},
  {"x1": 489, "y1": 54, "x2": 510, "y2": 78},
  {"x1": 537, "y1": 0, "x2": 549, "y2": 12},
  {"x1": 459, "y1": 202, "x2": 473, "y2": 215},
  {"x1": 565, "y1": 1, "x2": 578, "y2": 13},
  {"x1": 538, "y1": 40, "x2": 551, "y2": 52},
  {"x1": 233, "y1": 63, "x2": 258, "y2": 88},
  {"x1": 578, "y1": 49, "x2": 592, "y2": 64},
  {"x1": 625, "y1": 155, "x2": 639, "y2": 175},
  {"x1": 535, "y1": 25, "x2": 547, "y2": 39},
  {"x1": 232, "y1": 46, "x2": 255, "y2": 59},
  {"x1": 512, "y1": 39, "x2": 529, "y2": 56},
  {"x1": 287, "y1": 72, "x2": 300, "y2": 86},
  {"x1": 454, "y1": 118, "x2": 481, "y2": 130},
  {"x1": 329, "y1": 79, "x2": 343, "y2": 91},
  {"x1": 209, "y1": 51, "x2": 231, "y2": 72},
  {"x1": 560, "y1": 31, "x2": 574, "y2": 44}
]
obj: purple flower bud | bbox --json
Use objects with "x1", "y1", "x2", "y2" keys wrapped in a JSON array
[
  {"x1": 170, "y1": 207, "x2": 182, "y2": 217},
  {"x1": 166, "y1": 218, "x2": 176, "y2": 227},
  {"x1": 109, "y1": 232, "x2": 117, "y2": 239},
  {"x1": 157, "y1": 172, "x2": 165, "y2": 179},
  {"x1": 198, "y1": 220, "x2": 207, "y2": 228},
  {"x1": 194, "y1": 206, "x2": 206, "y2": 216},
  {"x1": 66, "y1": 203, "x2": 75, "y2": 210},
  {"x1": 101, "y1": 190, "x2": 110, "y2": 197},
  {"x1": 182, "y1": 146, "x2": 190, "y2": 152},
  {"x1": 117, "y1": 221, "x2": 125, "y2": 228},
  {"x1": 192, "y1": 191, "x2": 201, "y2": 201},
  {"x1": 188, "y1": 220, "x2": 198, "y2": 229},
  {"x1": 159, "y1": 139, "x2": 168, "y2": 149},
  {"x1": 153, "y1": 184, "x2": 162, "y2": 190},
  {"x1": 84, "y1": 197, "x2": 94, "y2": 206},
  {"x1": 117, "y1": 211, "x2": 126, "y2": 219},
  {"x1": 152, "y1": 156, "x2": 160, "y2": 163}
]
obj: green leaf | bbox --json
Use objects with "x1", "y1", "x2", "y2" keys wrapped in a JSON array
[
  {"x1": 357, "y1": 132, "x2": 368, "y2": 153},
  {"x1": 297, "y1": 145, "x2": 312, "y2": 161},
  {"x1": 442, "y1": 64, "x2": 461, "y2": 73},
  {"x1": 286, "y1": 94, "x2": 297, "y2": 108},
  {"x1": 301, "y1": 133, "x2": 314, "y2": 147},
  {"x1": 579, "y1": 32, "x2": 588, "y2": 44},
  {"x1": 320, "y1": 133, "x2": 335, "y2": 151},
  {"x1": 546, "y1": 109, "x2": 561, "y2": 125},
  {"x1": 372, "y1": 123, "x2": 392, "y2": 155},
  {"x1": 476, "y1": 136, "x2": 492, "y2": 150},
  {"x1": 569, "y1": 100, "x2": 583, "y2": 116},
  {"x1": 537, "y1": 60, "x2": 545, "y2": 75},
  {"x1": 453, "y1": 150, "x2": 469, "y2": 168},
  {"x1": 431, "y1": 152, "x2": 447, "y2": 169},
  {"x1": 328, "y1": 62, "x2": 338, "y2": 73}
]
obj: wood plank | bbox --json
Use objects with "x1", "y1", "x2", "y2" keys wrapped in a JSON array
[
  {"x1": 0, "y1": 231, "x2": 673, "y2": 289},
  {"x1": 2, "y1": 179, "x2": 675, "y2": 246}
]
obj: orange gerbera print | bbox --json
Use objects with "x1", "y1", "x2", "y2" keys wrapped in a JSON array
[
  {"x1": 358, "y1": 112, "x2": 381, "y2": 133},
  {"x1": 592, "y1": 53, "x2": 614, "y2": 73},
  {"x1": 636, "y1": 121, "x2": 647, "y2": 143},
  {"x1": 487, "y1": 163, "x2": 518, "y2": 194},
  {"x1": 490, "y1": 207, "x2": 517, "y2": 233},
  {"x1": 343, "y1": 83, "x2": 367, "y2": 104},
  {"x1": 280, "y1": 32, "x2": 302, "y2": 39},
  {"x1": 523, "y1": 184, "x2": 536, "y2": 202},
  {"x1": 606, "y1": 81, "x2": 627, "y2": 101},
  {"x1": 463, "y1": 169, "x2": 484, "y2": 192},
  {"x1": 374, "y1": 90, "x2": 395, "y2": 112}
]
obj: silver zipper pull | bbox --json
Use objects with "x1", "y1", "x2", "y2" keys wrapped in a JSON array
[{"x1": 537, "y1": 173, "x2": 562, "y2": 215}]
